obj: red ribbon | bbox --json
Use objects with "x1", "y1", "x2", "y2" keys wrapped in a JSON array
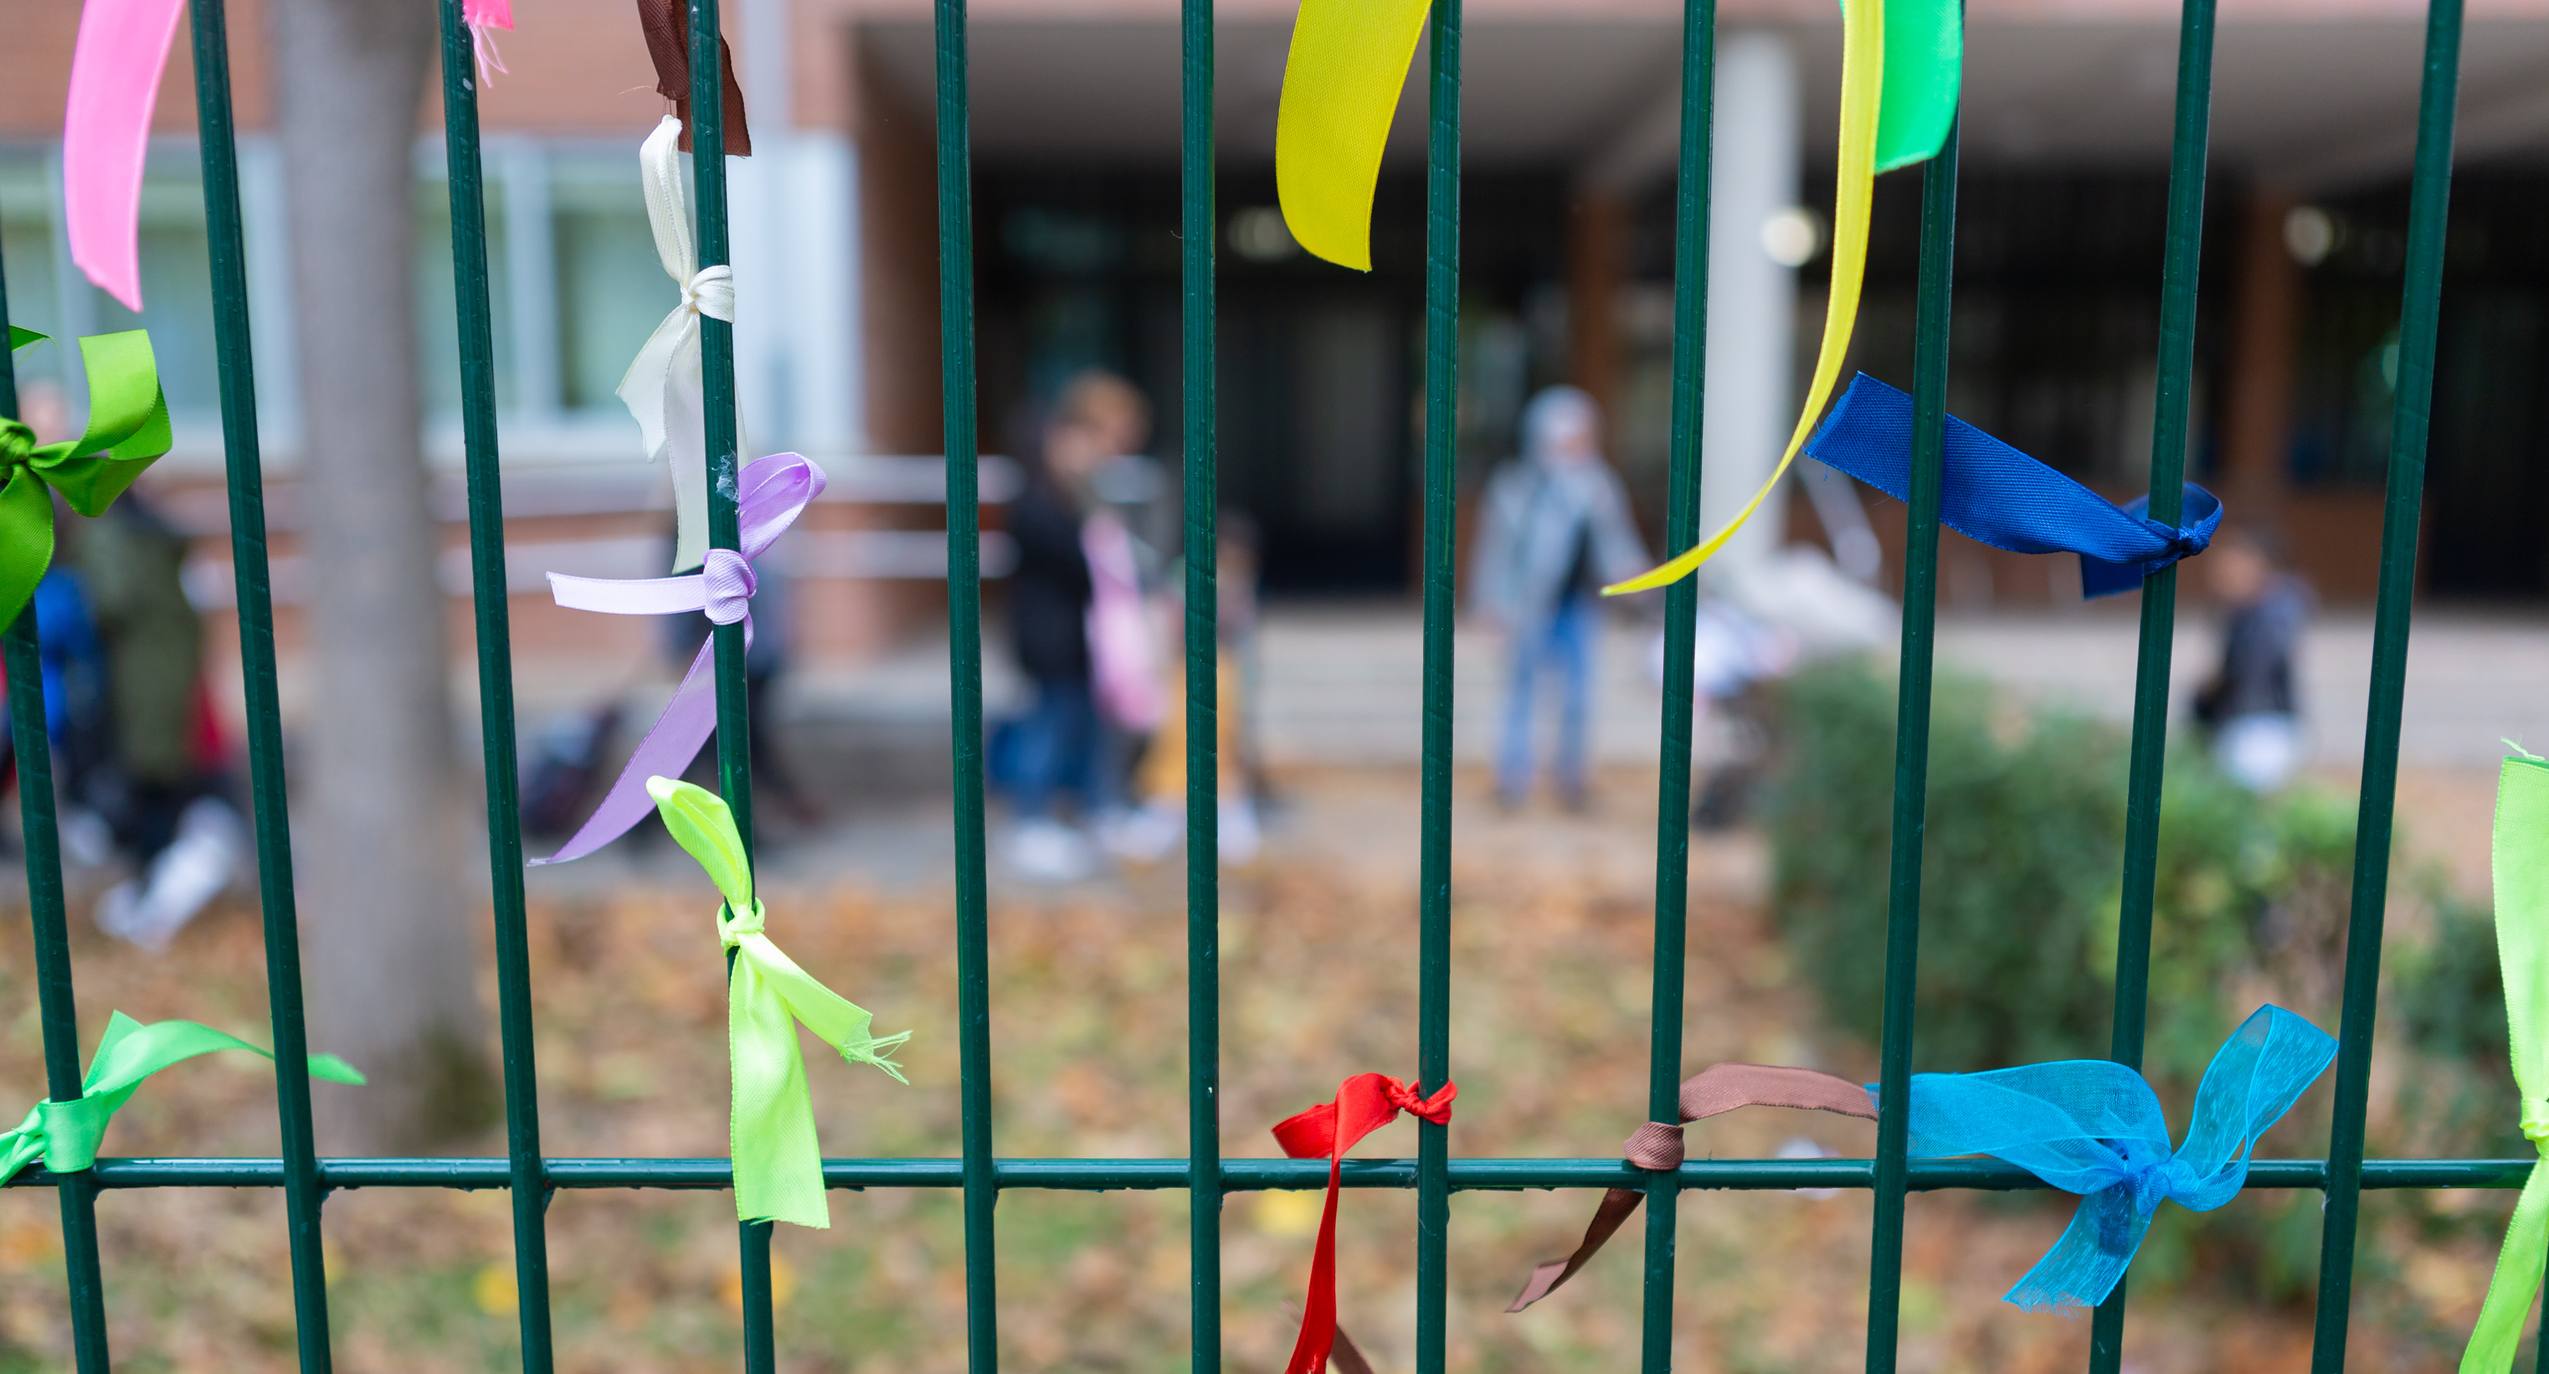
[{"x1": 1271, "y1": 1072, "x2": 1457, "y2": 1374}]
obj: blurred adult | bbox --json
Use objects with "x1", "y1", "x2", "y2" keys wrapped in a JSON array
[{"x1": 1469, "y1": 386, "x2": 1649, "y2": 810}]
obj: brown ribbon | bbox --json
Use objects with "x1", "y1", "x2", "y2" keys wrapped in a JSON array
[
  {"x1": 636, "y1": 0, "x2": 753, "y2": 157},
  {"x1": 1506, "y1": 1063, "x2": 1876, "y2": 1312}
]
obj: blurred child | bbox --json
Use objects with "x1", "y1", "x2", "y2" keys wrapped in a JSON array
[
  {"x1": 1111, "y1": 519, "x2": 1264, "y2": 866},
  {"x1": 2192, "y1": 526, "x2": 2311, "y2": 792}
]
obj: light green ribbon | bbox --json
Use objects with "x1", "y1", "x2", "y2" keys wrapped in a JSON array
[
  {"x1": 647, "y1": 775, "x2": 909, "y2": 1229},
  {"x1": 0, "y1": 327, "x2": 171, "y2": 628},
  {"x1": 2464, "y1": 748, "x2": 2549, "y2": 1371},
  {"x1": 2, "y1": 1011, "x2": 363, "y2": 1184}
]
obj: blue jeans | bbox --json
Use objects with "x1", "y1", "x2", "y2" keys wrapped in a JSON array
[
  {"x1": 1012, "y1": 678, "x2": 1102, "y2": 821},
  {"x1": 1497, "y1": 597, "x2": 1594, "y2": 803}
]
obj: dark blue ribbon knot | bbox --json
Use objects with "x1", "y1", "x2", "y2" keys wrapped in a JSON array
[
  {"x1": 1805, "y1": 373, "x2": 2226, "y2": 599},
  {"x1": 1877, "y1": 1005, "x2": 2337, "y2": 1311}
]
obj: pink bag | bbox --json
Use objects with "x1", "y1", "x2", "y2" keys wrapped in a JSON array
[{"x1": 1083, "y1": 514, "x2": 1165, "y2": 731}]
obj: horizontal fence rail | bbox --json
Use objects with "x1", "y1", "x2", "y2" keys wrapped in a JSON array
[{"x1": 1, "y1": 0, "x2": 2479, "y2": 1367}]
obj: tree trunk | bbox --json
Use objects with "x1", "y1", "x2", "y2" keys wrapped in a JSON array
[{"x1": 270, "y1": 0, "x2": 493, "y2": 1152}]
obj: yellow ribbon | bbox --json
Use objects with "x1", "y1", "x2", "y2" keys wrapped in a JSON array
[
  {"x1": 1604, "y1": 0, "x2": 1885, "y2": 594},
  {"x1": 1274, "y1": 0, "x2": 1433, "y2": 271}
]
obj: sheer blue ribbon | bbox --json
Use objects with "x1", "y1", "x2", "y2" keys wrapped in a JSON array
[
  {"x1": 1882, "y1": 1004, "x2": 2337, "y2": 1310},
  {"x1": 1806, "y1": 373, "x2": 2224, "y2": 598}
]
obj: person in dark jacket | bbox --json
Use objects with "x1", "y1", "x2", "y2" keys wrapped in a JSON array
[
  {"x1": 1004, "y1": 370, "x2": 1150, "y2": 881},
  {"x1": 2192, "y1": 525, "x2": 2311, "y2": 791}
]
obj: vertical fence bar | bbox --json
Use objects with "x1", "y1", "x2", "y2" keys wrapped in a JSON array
[
  {"x1": 186, "y1": 4, "x2": 335, "y2": 1366},
  {"x1": 433, "y1": 4, "x2": 557, "y2": 1367},
  {"x1": 1638, "y1": 0, "x2": 1715, "y2": 1367},
  {"x1": 0, "y1": 237, "x2": 113, "y2": 1374},
  {"x1": 2088, "y1": 0, "x2": 2216, "y2": 1364},
  {"x1": 681, "y1": 2, "x2": 775, "y2": 1367},
  {"x1": 1178, "y1": 0, "x2": 1223, "y2": 1368},
  {"x1": 932, "y1": 3, "x2": 1001, "y2": 1371},
  {"x1": 2307, "y1": 0, "x2": 2461, "y2": 1362},
  {"x1": 1413, "y1": 1, "x2": 1462, "y2": 1370},
  {"x1": 1862, "y1": 124, "x2": 1959, "y2": 1374}
]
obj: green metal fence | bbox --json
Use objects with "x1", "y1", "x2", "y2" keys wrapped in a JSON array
[{"x1": 0, "y1": 0, "x2": 2508, "y2": 1369}]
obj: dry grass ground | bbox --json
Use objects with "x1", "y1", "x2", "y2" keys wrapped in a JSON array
[{"x1": 0, "y1": 762, "x2": 2509, "y2": 1372}]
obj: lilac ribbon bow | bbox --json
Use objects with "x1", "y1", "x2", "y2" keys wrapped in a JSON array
[{"x1": 531, "y1": 452, "x2": 825, "y2": 866}]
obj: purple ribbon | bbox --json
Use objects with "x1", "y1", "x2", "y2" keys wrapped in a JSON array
[{"x1": 531, "y1": 452, "x2": 825, "y2": 866}]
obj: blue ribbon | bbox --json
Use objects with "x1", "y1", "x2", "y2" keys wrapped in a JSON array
[
  {"x1": 1882, "y1": 1004, "x2": 2336, "y2": 1310},
  {"x1": 1806, "y1": 373, "x2": 2224, "y2": 598}
]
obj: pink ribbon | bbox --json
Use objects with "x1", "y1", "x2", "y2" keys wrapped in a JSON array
[
  {"x1": 64, "y1": 0, "x2": 188, "y2": 313},
  {"x1": 465, "y1": 0, "x2": 515, "y2": 84},
  {"x1": 531, "y1": 451, "x2": 825, "y2": 866}
]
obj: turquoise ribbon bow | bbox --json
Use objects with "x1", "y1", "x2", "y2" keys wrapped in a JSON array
[{"x1": 1894, "y1": 1004, "x2": 2337, "y2": 1310}]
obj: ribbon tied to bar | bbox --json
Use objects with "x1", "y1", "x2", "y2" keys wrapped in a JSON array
[
  {"x1": 64, "y1": 0, "x2": 191, "y2": 310},
  {"x1": 622, "y1": 114, "x2": 745, "y2": 575},
  {"x1": 465, "y1": 0, "x2": 514, "y2": 84},
  {"x1": 1270, "y1": 1072, "x2": 1456, "y2": 1374},
  {"x1": 1898, "y1": 1003, "x2": 2335, "y2": 1310},
  {"x1": 2, "y1": 1011, "x2": 362, "y2": 1186},
  {"x1": 1510, "y1": 1063, "x2": 1878, "y2": 1311},
  {"x1": 1798, "y1": 373, "x2": 2223, "y2": 598},
  {"x1": 648, "y1": 776, "x2": 908, "y2": 1230},
  {"x1": 531, "y1": 451, "x2": 822, "y2": 865},
  {"x1": 2457, "y1": 749, "x2": 2549, "y2": 1371},
  {"x1": 0, "y1": 327, "x2": 171, "y2": 630},
  {"x1": 635, "y1": 0, "x2": 754, "y2": 156}
]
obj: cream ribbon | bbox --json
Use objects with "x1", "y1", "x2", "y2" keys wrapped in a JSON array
[{"x1": 618, "y1": 115, "x2": 742, "y2": 574}]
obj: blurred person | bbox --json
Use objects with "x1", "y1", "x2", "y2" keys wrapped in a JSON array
[
  {"x1": 71, "y1": 493, "x2": 248, "y2": 950},
  {"x1": 1003, "y1": 369, "x2": 1152, "y2": 881},
  {"x1": 2192, "y1": 525, "x2": 2311, "y2": 792},
  {"x1": 1469, "y1": 386, "x2": 1649, "y2": 811},
  {"x1": 1111, "y1": 519, "x2": 1265, "y2": 867}
]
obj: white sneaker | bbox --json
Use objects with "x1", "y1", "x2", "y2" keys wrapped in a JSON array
[
  {"x1": 1009, "y1": 818, "x2": 1098, "y2": 883},
  {"x1": 101, "y1": 799, "x2": 243, "y2": 952}
]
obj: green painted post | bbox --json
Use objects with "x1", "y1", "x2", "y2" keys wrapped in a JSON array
[
  {"x1": 2088, "y1": 0, "x2": 2216, "y2": 1364},
  {"x1": 0, "y1": 221, "x2": 114, "y2": 1374},
  {"x1": 1639, "y1": 0, "x2": 1717, "y2": 1367},
  {"x1": 2308, "y1": 0, "x2": 2462, "y2": 1364},
  {"x1": 433, "y1": 3, "x2": 558, "y2": 1367},
  {"x1": 186, "y1": 3, "x2": 335, "y2": 1367},
  {"x1": 1415, "y1": 1, "x2": 1463, "y2": 1370},
  {"x1": 677, "y1": 1, "x2": 779, "y2": 1368},
  {"x1": 1863, "y1": 124, "x2": 1959, "y2": 1374},
  {"x1": 1179, "y1": 0, "x2": 1223, "y2": 1369},
  {"x1": 931, "y1": 3, "x2": 1002, "y2": 1371}
]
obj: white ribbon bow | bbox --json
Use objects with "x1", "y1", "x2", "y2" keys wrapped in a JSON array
[{"x1": 617, "y1": 115, "x2": 742, "y2": 574}]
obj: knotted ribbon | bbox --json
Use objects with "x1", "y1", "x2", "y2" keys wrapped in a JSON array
[
  {"x1": 465, "y1": 0, "x2": 514, "y2": 84},
  {"x1": 1801, "y1": 373, "x2": 2223, "y2": 597},
  {"x1": 1600, "y1": 0, "x2": 1961, "y2": 594},
  {"x1": 1270, "y1": 1072, "x2": 1457, "y2": 1374},
  {"x1": 2457, "y1": 750, "x2": 2549, "y2": 1371},
  {"x1": 1902, "y1": 1004, "x2": 2335, "y2": 1309},
  {"x1": 648, "y1": 776, "x2": 907, "y2": 1229},
  {"x1": 636, "y1": 0, "x2": 753, "y2": 156},
  {"x1": 620, "y1": 114, "x2": 745, "y2": 576},
  {"x1": 1, "y1": 328, "x2": 171, "y2": 629},
  {"x1": 531, "y1": 450, "x2": 821, "y2": 865},
  {"x1": 63, "y1": 0, "x2": 190, "y2": 310},
  {"x1": 1509, "y1": 1063, "x2": 1877, "y2": 1311},
  {"x1": 3, "y1": 1011, "x2": 362, "y2": 1186}
]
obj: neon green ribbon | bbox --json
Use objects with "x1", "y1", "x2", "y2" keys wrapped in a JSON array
[
  {"x1": 2463, "y1": 749, "x2": 2549, "y2": 1372},
  {"x1": 2, "y1": 1011, "x2": 363, "y2": 1184},
  {"x1": 0, "y1": 327, "x2": 170, "y2": 629},
  {"x1": 647, "y1": 775, "x2": 909, "y2": 1229}
]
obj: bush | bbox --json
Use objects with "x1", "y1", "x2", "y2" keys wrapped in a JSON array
[{"x1": 1758, "y1": 658, "x2": 2500, "y2": 1308}]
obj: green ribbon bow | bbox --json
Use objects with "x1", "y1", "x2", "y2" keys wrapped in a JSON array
[
  {"x1": 0, "y1": 327, "x2": 171, "y2": 629},
  {"x1": 648, "y1": 775, "x2": 909, "y2": 1229},
  {"x1": 2464, "y1": 747, "x2": 2549, "y2": 1371},
  {"x1": 2, "y1": 1011, "x2": 363, "y2": 1185}
]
